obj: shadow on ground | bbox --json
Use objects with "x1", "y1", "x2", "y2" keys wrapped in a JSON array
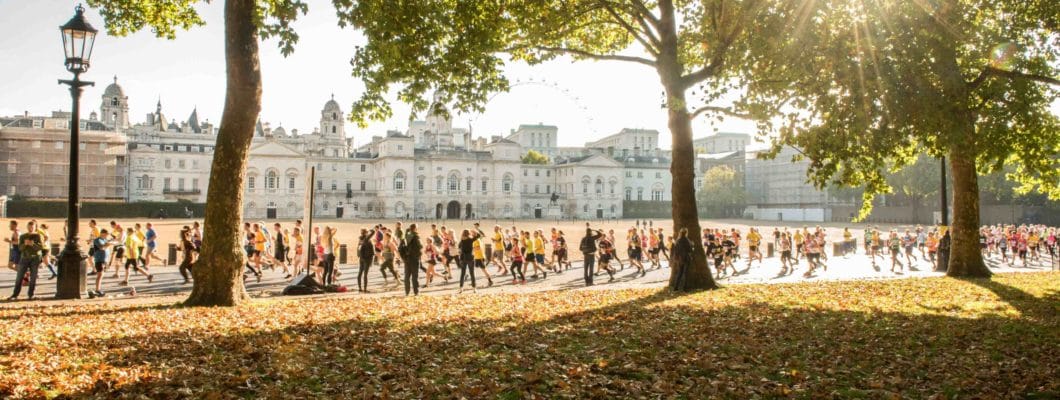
[{"x1": 1, "y1": 276, "x2": 1058, "y2": 399}]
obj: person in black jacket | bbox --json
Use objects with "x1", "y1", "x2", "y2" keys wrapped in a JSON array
[
  {"x1": 356, "y1": 228, "x2": 375, "y2": 293},
  {"x1": 580, "y1": 228, "x2": 603, "y2": 286},
  {"x1": 402, "y1": 224, "x2": 423, "y2": 296},
  {"x1": 458, "y1": 229, "x2": 480, "y2": 293},
  {"x1": 671, "y1": 228, "x2": 693, "y2": 291}
]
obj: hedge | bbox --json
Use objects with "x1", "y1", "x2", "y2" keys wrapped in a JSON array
[{"x1": 7, "y1": 200, "x2": 206, "y2": 219}]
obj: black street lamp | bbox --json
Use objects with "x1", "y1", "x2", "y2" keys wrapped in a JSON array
[{"x1": 56, "y1": 4, "x2": 97, "y2": 299}]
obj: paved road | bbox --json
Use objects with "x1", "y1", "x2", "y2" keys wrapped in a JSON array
[{"x1": 2, "y1": 249, "x2": 1056, "y2": 305}]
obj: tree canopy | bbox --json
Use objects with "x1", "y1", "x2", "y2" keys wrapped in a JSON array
[
  {"x1": 729, "y1": 0, "x2": 1059, "y2": 277},
  {"x1": 521, "y1": 149, "x2": 550, "y2": 165}
]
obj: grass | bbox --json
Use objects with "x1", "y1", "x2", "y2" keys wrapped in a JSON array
[{"x1": 0, "y1": 272, "x2": 1057, "y2": 399}]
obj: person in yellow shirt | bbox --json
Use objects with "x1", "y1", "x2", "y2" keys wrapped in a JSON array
[
  {"x1": 523, "y1": 231, "x2": 546, "y2": 279},
  {"x1": 533, "y1": 230, "x2": 552, "y2": 273},
  {"x1": 746, "y1": 228, "x2": 763, "y2": 266},
  {"x1": 121, "y1": 227, "x2": 152, "y2": 286},
  {"x1": 472, "y1": 235, "x2": 493, "y2": 286},
  {"x1": 793, "y1": 229, "x2": 804, "y2": 263},
  {"x1": 490, "y1": 226, "x2": 508, "y2": 275}
]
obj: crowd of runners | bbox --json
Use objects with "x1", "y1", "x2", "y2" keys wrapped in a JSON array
[{"x1": 5, "y1": 218, "x2": 1058, "y2": 300}]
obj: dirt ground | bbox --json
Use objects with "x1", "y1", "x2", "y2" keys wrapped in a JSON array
[{"x1": 2, "y1": 217, "x2": 917, "y2": 263}]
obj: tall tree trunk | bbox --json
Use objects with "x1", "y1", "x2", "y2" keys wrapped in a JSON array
[
  {"x1": 185, "y1": 0, "x2": 262, "y2": 306},
  {"x1": 657, "y1": 0, "x2": 718, "y2": 291},
  {"x1": 945, "y1": 148, "x2": 990, "y2": 277}
]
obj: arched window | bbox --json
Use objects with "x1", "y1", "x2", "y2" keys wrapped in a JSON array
[
  {"x1": 652, "y1": 183, "x2": 665, "y2": 201},
  {"x1": 266, "y1": 170, "x2": 278, "y2": 189},
  {"x1": 637, "y1": 187, "x2": 644, "y2": 201},
  {"x1": 394, "y1": 171, "x2": 406, "y2": 191},
  {"x1": 581, "y1": 176, "x2": 591, "y2": 194},
  {"x1": 502, "y1": 174, "x2": 513, "y2": 193},
  {"x1": 624, "y1": 187, "x2": 632, "y2": 201},
  {"x1": 247, "y1": 176, "x2": 256, "y2": 191},
  {"x1": 595, "y1": 178, "x2": 604, "y2": 194},
  {"x1": 448, "y1": 174, "x2": 459, "y2": 192}
]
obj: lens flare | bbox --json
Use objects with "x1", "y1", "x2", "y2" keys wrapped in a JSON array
[{"x1": 989, "y1": 42, "x2": 1018, "y2": 70}]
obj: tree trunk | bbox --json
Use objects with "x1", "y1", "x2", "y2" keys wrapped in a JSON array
[
  {"x1": 945, "y1": 148, "x2": 990, "y2": 277},
  {"x1": 656, "y1": 0, "x2": 718, "y2": 291},
  {"x1": 665, "y1": 93, "x2": 717, "y2": 291},
  {"x1": 185, "y1": 0, "x2": 262, "y2": 306}
]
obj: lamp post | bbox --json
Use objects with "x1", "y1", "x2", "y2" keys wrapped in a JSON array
[{"x1": 56, "y1": 4, "x2": 97, "y2": 299}]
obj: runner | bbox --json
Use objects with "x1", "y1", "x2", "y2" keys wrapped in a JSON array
[
  {"x1": 5, "y1": 221, "x2": 19, "y2": 272},
  {"x1": 746, "y1": 227, "x2": 763, "y2": 267},
  {"x1": 509, "y1": 236, "x2": 526, "y2": 284},
  {"x1": 177, "y1": 227, "x2": 195, "y2": 284},
  {"x1": 888, "y1": 230, "x2": 904, "y2": 273},
  {"x1": 120, "y1": 226, "x2": 153, "y2": 286},
  {"x1": 88, "y1": 228, "x2": 114, "y2": 298},
  {"x1": 472, "y1": 231, "x2": 493, "y2": 287}
]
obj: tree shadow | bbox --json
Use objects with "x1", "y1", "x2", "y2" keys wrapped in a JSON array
[{"x1": 5, "y1": 282, "x2": 1058, "y2": 399}]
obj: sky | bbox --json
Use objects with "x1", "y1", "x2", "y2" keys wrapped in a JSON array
[{"x1": 0, "y1": 0, "x2": 757, "y2": 150}]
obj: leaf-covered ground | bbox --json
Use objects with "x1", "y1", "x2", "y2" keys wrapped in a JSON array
[{"x1": 1, "y1": 272, "x2": 1057, "y2": 399}]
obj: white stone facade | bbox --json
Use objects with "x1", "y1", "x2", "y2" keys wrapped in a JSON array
[{"x1": 8, "y1": 78, "x2": 696, "y2": 220}]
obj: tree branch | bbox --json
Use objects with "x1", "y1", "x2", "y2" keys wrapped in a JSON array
[
  {"x1": 627, "y1": 0, "x2": 661, "y2": 27},
  {"x1": 533, "y1": 46, "x2": 657, "y2": 67},
  {"x1": 598, "y1": 1, "x2": 659, "y2": 56},
  {"x1": 969, "y1": 66, "x2": 1060, "y2": 90},
  {"x1": 691, "y1": 105, "x2": 751, "y2": 120}
]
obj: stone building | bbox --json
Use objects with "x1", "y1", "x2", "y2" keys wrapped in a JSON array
[{"x1": 6, "y1": 77, "x2": 699, "y2": 220}]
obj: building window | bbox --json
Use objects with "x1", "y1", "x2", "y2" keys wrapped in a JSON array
[
  {"x1": 637, "y1": 171, "x2": 643, "y2": 178},
  {"x1": 625, "y1": 187, "x2": 632, "y2": 201},
  {"x1": 178, "y1": 178, "x2": 185, "y2": 191},
  {"x1": 331, "y1": 181, "x2": 338, "y2": 191},
  {"x1": 417, "y1": 177, "x2": 425, "y2": 191},
  {"x1": 316, "y1": 180, "x2": 323, "y2": 190},
  {"x1": 360, "y1": 181, "x2": 366, "y2": 191},
  {"x1": 546, "y1": 170, "x2": 551, "y2": 177},
  {"x1": 656, "y1": 172, "x2": 662, "y2": 178},
  {"x1": 360, "y1": 164, "x2": 366, "y2": 172},
  {"x1": 192, "y1": 178, "x2": 199, "y2": 190},
  {"x1": 266, "y1": 171, "x2": 278, "y2": 189},
  {"x1": 481, "y1": 178, "x2": 488, "y2": 193},
  {"x1": 534, "y1": 170, "x2": 539, "y2": 177},
  {"x1": 652, "y1": 190, "x2": 663, "y2": 201},
  {"x1": 448, "y1": 175, "x2": 459, "y2": 192},
  {"x1": 534, "y1": 185, "x2": 540, "y2": 194},
  {"x1": 165, "y1": 159, "x2": 172, "y2": 169},
  {"x1": 289, "y1": 177, "x2": 296, "y2": 190},
  {"x1": 502, "y1": 175, "x2": 513, "y2": 193},
  {"x1": 164, "y1": 178, "x2": 172, "y2": 191},
  {"x1": 247, "y1": 176, "x2": 255, "y2": 190},
  {"x1": 394, "y1": 171, "x2": 406, "y2": 191},
  {"x1": 6, "y1": 164, "x2": 14, "y2": 173},
  {"x1": 637, "y1": 187, "x2": 643, "y2": 201},
  {"x1": 179, "y1": 160, "x2": 186, "y2": 169},
  {"x1": 466, "y1": 177, "x2": 472, "y2": 193}
]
